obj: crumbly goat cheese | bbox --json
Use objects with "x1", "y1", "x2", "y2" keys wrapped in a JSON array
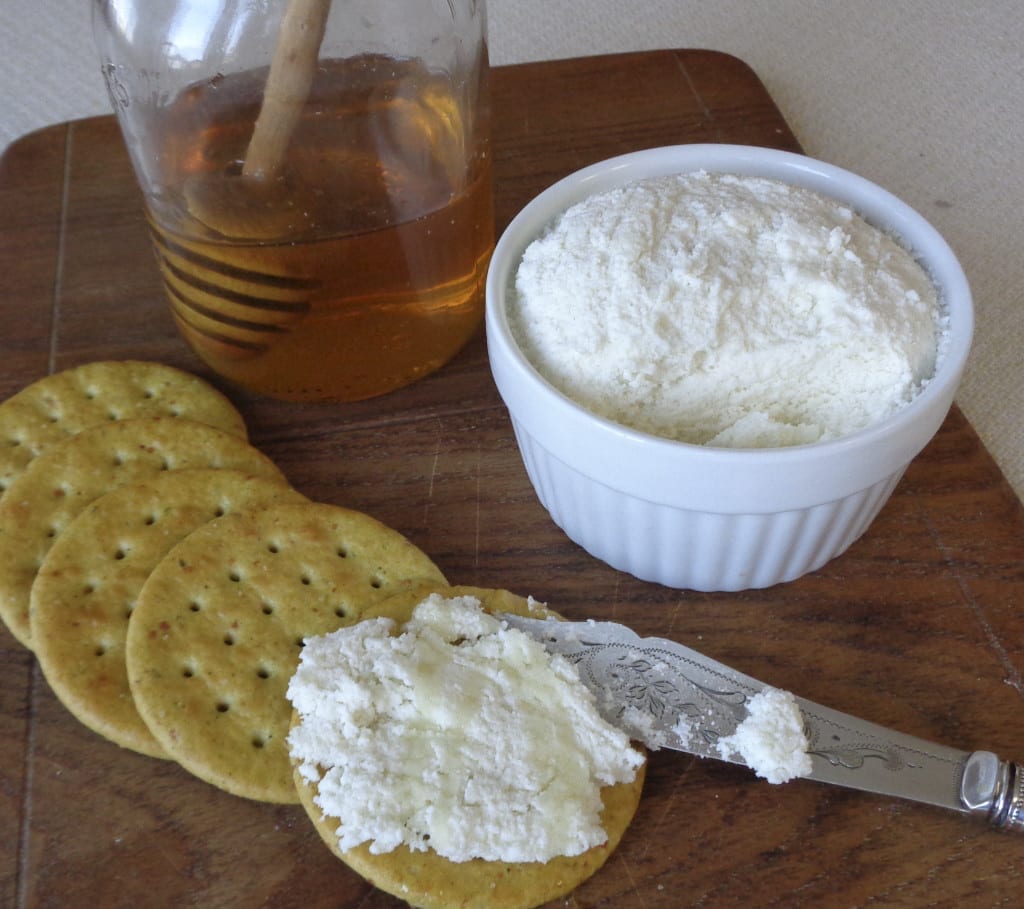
[
  {"x1": 715, "y1": 687, "x2": 812, "y2": 784},
  {"x1": 511, "y1": 172, "x2": 946, "y2": 448},
  {"x1": 286, "y1": 594, "x2": 643, "y2": 864}
]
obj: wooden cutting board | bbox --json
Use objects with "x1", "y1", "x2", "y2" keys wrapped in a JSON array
[{"x1": 2, "y1": 49, "x2": 1023, "y2": 908}]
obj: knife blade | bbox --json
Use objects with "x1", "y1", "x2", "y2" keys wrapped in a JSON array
[{"x1": 498, "y1": 613, "x2": 1024, "y2": 832}]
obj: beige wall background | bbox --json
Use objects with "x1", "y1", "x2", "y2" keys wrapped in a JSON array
[{"x1": 2, "y1": 1, "x2": 1022, "y2": 500}]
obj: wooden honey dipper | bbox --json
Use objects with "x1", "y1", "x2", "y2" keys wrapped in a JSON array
[
  {"x1": 244, "y1": 0, "x2": 332, "y2": 180},
  {"x1": 184, "y1": 0, "x2": 332, "y2": 239},
  {"x1": 161, "y1": 0, "x2": 332, "y2": 361}
]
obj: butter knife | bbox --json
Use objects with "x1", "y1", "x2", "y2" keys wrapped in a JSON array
[{"x1": 499, "y1": 614, "x2": 1024, "y2": 832}]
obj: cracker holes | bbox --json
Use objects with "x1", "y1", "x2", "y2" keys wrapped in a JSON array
[
  {"x1": 144, "y1": 513, "x2": 158, "y2": 526},
  {"x1": 267, "y1": 542, "x2": 280, "y2": 555},
  {"x1": 251, "y1": 733, "x2": 267, "y2": 749},
  {"x1": 334, "y1": 605, "x2": 348, "y2": 618},
  {"x1": 223, "y1": 631, "x2": 236, "y2": 646},
  {"x1": 300, "y1": 574, "x2": 312, "y2": 586},
  {"x1": 336, "y1": 545, "x2": 349, "y2": 559},
  {"x1": 369, "y1": 576, "x2": 383, "y2": 590},
  {"x1": 215, "y1": 700, "x2": 230, "y2": 713},
  {"x1": 228, "y1": 570, "x2": 242, "y2": 583},
  {"x1": 260, "y1": 602, "x2": 275, "y2": 616},
  {"x1": 256, "y1": 665, "x2": 271, "y2": 680},
  {"x1": 93, "y1": 642, "x2": 108, "y2": 657},
  {"x1": 82, "y1": 582, "x2": 97, "y2": 595},
  {"x1": 114, "y1": 546, "x2": 128, "y2": 561},
  {"x1": 182, "y1": 663, "x2": 196, "y2": 679},
  {"x1": 188, "y1": 600, "x2": 202, "y2": 613},
  {"x1": 213, "y1": 505, "x2": 227, "y2": 518},
  {"x1": 51, "y1": 481, "x2": 73, "y2": 500}
]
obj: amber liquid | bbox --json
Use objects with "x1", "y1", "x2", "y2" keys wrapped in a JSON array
[{"x1": 147, "y1": 56, "x2": 493, "y2": 401}]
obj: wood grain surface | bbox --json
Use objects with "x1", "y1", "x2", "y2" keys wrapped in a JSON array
[{"x1": 3, "y1": 49, "x2": 1024, "y2": 908}]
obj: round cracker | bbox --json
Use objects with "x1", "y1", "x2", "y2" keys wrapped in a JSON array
[
  {"x1": 0, "y1": 417, "x2": 285, "y2": 649},
  {"x1": 292, "y1": 583, "x2": 647, "y2": 909},
  {"x1": 30, "y1": 469, "x2": 307, "y2": 758},
  {"x1": 125, "y1": 502, "x2": 446, "y2": 804},
  {"x1": 0, "y1": 360, "x2": 247, "y2": 500}
]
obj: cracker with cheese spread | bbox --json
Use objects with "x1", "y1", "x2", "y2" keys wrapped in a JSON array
[{"x1": 288, "y1": 583, "x2": 646, "y2": 909}]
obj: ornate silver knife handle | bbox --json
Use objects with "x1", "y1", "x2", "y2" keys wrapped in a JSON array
[
  {"x1": 499, "y1": 613, "x2": 1024, "y2": 832},
  {"x1": 960, "y1": 751, "x2": 1024, "y2": 831}
]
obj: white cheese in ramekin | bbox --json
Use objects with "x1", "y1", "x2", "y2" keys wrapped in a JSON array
[{"x1": 511, "y1": 172, "x2": 946, "y2": 448}]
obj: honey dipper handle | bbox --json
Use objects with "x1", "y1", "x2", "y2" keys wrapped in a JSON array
[{"x1": 243, "y1": 0, "x2": 332, "y2": 179}]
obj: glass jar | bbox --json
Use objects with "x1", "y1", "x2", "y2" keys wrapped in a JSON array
[{"x1": 93, "y1": 0, "x2": 492, "y2": 402}]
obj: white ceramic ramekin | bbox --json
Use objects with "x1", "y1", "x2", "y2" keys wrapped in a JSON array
[{"x1": 485, "y1": 144, "x2": 973, "y2": 591}]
